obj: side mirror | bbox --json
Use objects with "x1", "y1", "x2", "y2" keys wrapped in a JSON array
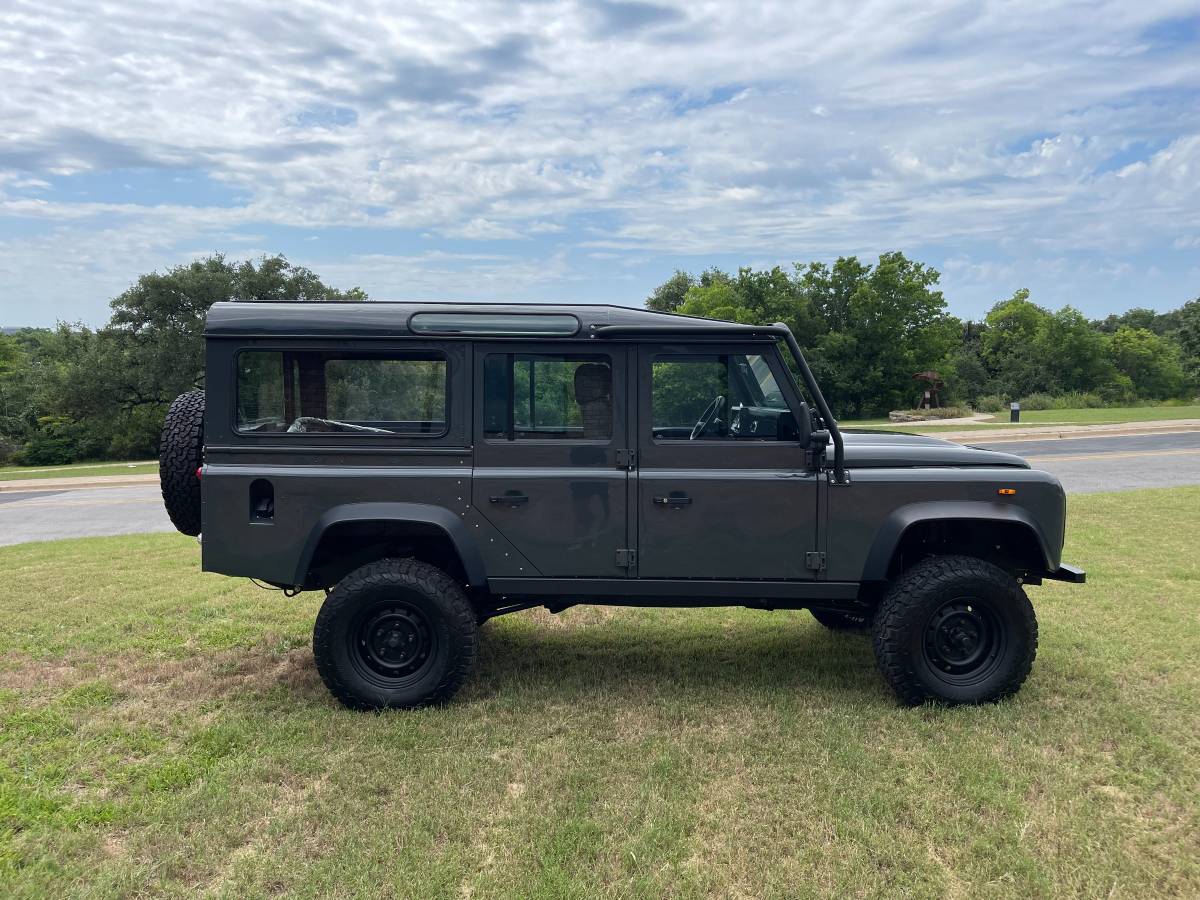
[
  {"x1": 796, "y1": 401, "x2": 814, "y2": 441},
  {"x1": 806, "y1": 429, "x2": 830, "y2": 468}
]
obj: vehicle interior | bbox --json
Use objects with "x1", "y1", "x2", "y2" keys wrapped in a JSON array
[
  {"x1": 236, "y1": 349, "x2": 447, "y2": 435},
  {"x1": 650, "y1": 352, "x2": 801, "y2": 441}
]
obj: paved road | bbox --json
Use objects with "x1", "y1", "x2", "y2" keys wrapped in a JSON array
[
  {"x1": 972, "y1": 430, "x2": 1200, "y2": 494},
  {"x1": 0, "y1": 485, "x2": 173, "y2": 547},
  {"x1": 1, "y1": 431, "x2": 1198, "y2": 547}
]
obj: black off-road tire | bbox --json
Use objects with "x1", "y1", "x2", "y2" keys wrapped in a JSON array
[
  {"x1": 159, "y1": 390, "x2": 205, "y2": 536},
  {"x1": 810, "y1": 609, "x2": 869, "y2": 632},
  {"x1": 872, "y1": 555, "x2": 1037, "y2": 706},
  {"x1": 313, "y1": 558, "x2": 478, "y2": 711}
]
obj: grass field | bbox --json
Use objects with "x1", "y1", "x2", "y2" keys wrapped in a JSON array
[
  {"x1": 2, "y1": 489, "x2": 1198, "y2": 898},
  {"x1": 843, "y1": 403, "x2": 1200, "y2": 431},
  {"x1": 0, "y1": 461, "x2": 158, "y2": 482},
  {"x1": 1014, "y1": 404, "x2": 1200, "y2": 425}
]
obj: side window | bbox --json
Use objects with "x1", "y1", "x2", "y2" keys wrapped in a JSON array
[
  {"x1": 236, "y1": 350, "x2": 447, "y2": 435},
  {"x1": 484, "y1": 354, "x2": 612, "y2": 441},
  {"x1": 651, "y1": 353, "x2": 797, "y2": 441}
]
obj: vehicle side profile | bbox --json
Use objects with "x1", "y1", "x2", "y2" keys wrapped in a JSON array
[{"x1": 160, "y1": 301, "x2": 1084, "y2": 710}]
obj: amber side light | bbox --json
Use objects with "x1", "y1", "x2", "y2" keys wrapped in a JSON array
[{"x1": 997, "y1": 488, "x2": 1016, "y2": 495}]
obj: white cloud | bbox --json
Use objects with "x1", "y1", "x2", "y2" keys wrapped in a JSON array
[{"x1": 1, "y1": 0, "x2": 1199, "y2": 324}]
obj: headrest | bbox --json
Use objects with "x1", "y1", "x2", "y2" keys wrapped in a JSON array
[{"x1": 574, "y1": 363, "x2": 611, "y2": 404}]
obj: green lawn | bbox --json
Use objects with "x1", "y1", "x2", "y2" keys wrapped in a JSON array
[
  {"x1": 0, "y1": 461, "x2": 158, "y2": 482},
  {"x1": 1014, "y1": 403, "x2": 1200, "y2": 425},
  {"x1": 2, "y1": 488, "x2": 1198, "y2": 898},
  {"x1": 844, "y1": 403, "x2": 1200, "y2": 431}
]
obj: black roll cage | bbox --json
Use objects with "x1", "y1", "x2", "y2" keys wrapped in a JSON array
[{"x1": 591, "y1": 322, "x2": 846, "y2": 484}]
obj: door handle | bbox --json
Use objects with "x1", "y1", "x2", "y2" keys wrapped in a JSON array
[
  {"x1": 489, "y1": 494, "x2": 529, "y2": 506},
  {"x1": 653, "y1": 495, "x2": 693, "y2": 507}
]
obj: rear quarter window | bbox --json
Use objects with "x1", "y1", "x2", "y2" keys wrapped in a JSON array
[{"x1": 236, "y1": 350, "x2": 447, "y2": 436}]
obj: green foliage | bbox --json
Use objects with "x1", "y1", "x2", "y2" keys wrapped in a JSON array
[
  {"x1": 645, "y1": 270, "x2": 695, "y2": 312},
  {"x1": 1106, "y1": 326, "x2": 1185, "y2": 400},
  {"x1": 648, "y1": 265, "x2": 1196, "y2": 417},
  {"x1": 0, "y1": 255, "x2": 366, "y2": 465},
  {"x1": 972, "y1": 394, "x2": 1007, "y2": 413},
  {"x1": 11, "y1": 417, "x2": 105, "y2": 466},
  {"x1": 100, "y1": 253, "x2": 366, "y2": 410},
  {"x1": 1171, "y1": 298, "x2": 1200, "y2": 386},
  {"x1": 669, "y1": 253, "x2": 959, "y2": 417},
  {"x1": 1015, "y1": 391, "x2": 1106, "y2": 411},
  {"x1": 651, "y1": 360, "x2": 727, "y2": 427},
  {"x1": 890, "y1": 405, "x2": 974, "y2": 420}
]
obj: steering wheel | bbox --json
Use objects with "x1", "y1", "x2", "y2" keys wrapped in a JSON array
[{"x1": 689, "y1": 395, "x2": 726, "y2": 440}]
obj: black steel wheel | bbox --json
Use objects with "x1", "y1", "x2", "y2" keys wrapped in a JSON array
[
  {"x1": 351, "y1": 601, "x2": 438, "y2": 687},
  {"x1": 313, "y1": 558, "x2": 478, "y2": 710},
  {"x1": 921, "y1": 598, "x2": 1006, "y2": 685},
  {"x1": 872, "y1": 555, "x2": 1037, "y2": 705}
]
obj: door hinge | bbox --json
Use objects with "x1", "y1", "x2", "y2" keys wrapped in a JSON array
[
  {"x1": 615, "y1": 548, "x2": 637, "y2": 568},
  {"x1": 805, "y1": 551, "x2": 826, "y2": 571},
  {"x1": 616, "y1": 448, "x2": 636, "y2": 470}
]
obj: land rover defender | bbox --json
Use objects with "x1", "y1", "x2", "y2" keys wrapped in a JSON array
[{"x1": 160, "y1": 302, "x2": 1084, "y2": 709}]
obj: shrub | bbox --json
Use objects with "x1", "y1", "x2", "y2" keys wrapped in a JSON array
[
  {"x1": 1050, "y1": 391, "x2": 1105, "y2": 409},
  {"x1": 11, "y1": 417, "x2": 105, "y2": 467},
  {"x1": 888, "y1": 405, "x2": 974, "y2": 421},
  {"x1": 1016, "y1": 392, "x2": 1106, "y2": 410},
  {"x1": 972, "y1": 395, "x2": 1007, "y2": 413},
  {"x1": 1016, "y1": 392, "x2": 1055, "y2": 410},
  {"x1": 1098, "y1": 376, "x2": 1136, "y2": 406}
]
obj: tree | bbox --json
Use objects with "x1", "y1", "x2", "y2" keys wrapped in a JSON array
[
  {"x1": 101, "y1": 254, "x2": 366, "y2": 409},
  {"x1": 79, "y1": 254, "x2": 368, "y2": 455},
  {"x1": 1107, "y1": 327, "x2": 1185, "y2": 400},
  {"x1": 0, "y1": 254, "x2": 368, "y2": 463},
  {"x1": 1094, "y1": 307, "x2": 1179, "y2": 336},
  {"x1": 805, "y1": 253, "x2": 958, "y2": 416},
  {"x1": 644, "y1": 264, "x2": 1198, "y2": 413},
  {"x1": 645, "y1": 270, "x2": 695, "y2": 312},
  {"x1": 1174, "y1": 298, "x2": 1200, "y2": 389},
  {"x1": 655, "y1": 252, "x2": 958, "y2": 417},
  {"x1": 1037, "y1": 307, "x2": 1114, "y2": 394}
]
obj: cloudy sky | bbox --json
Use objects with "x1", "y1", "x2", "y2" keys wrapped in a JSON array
[{"x1": 1, "y1": 1, "x2": 1198, "y2": 327}]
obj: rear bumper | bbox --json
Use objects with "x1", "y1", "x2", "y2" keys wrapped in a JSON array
[{"x1": 1046, "y1": 563, "x2": 1086, "y2": 584}]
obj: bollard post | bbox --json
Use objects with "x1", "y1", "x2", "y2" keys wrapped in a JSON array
[{"x1": 1010, "y1": 402, "x2": 1020, "y2": 423}]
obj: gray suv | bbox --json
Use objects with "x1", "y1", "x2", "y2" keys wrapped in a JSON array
[{"x1": 159, "y1": 302, "x2": 1084, "y2": 710}]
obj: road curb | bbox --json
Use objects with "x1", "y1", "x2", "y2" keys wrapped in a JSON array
[
  {"x1": 0, "y1": 474, "x2": 160, "y2": 492},
  {"x1": 936, "y1": 421, "x2": 1200, "y2": 444}
]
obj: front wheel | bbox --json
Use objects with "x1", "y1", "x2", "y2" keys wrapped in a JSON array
[
  {"x1": 313, "y1": 558, "x2": 478, "y2": 710},
  {"x1": 872, "y1": 556, "x2": 1037, "y2": 705}
]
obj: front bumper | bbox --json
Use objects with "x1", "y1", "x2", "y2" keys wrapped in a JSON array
[{"x1": 1046, "y1": 563, "x2": 1086, "y2": 584}]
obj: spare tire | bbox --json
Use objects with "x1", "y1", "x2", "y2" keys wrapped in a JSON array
[{"x1": 160, "y1": 390, "x2": 205, "y2": 536}]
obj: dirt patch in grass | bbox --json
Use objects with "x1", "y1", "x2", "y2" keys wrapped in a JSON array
[{"x1": 1, "y1": 641, "x2": 322, "y2": 713}]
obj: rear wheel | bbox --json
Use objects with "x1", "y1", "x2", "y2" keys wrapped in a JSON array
[
  {"x1": 872, "y1": 555, "x2": 1037, "y2": 705},
  {"x1": 313, "y1": 558, "x2": 478, "y2": 710}
]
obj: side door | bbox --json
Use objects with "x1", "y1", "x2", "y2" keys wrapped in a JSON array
[
  {"x1": 635, "y1": 342, "x2": 819, "y2": 580},
  {"x1": 471, "y1": 343, "x2": 631, "y2": 577}
]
